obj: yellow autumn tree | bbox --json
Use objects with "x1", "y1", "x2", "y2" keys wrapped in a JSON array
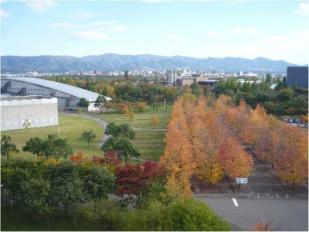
[
  {"x1": 160, "y1": 97, "x2": 193, "y2": 198},
  {"x1": 190, "y1": 97, "x2": 223, "y2": 185}
]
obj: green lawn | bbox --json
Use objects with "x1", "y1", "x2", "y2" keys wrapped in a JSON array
[
  {"x1": 101, "y1": 105, "x2": 171, "y2": 160},
  {"x1": 3, "y1": 114, "x2": 104, "y2": 158}
]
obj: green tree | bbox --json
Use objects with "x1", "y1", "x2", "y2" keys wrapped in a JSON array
[
  {"x1": 1, "y1": 135, "x2": 19, "y2": 157},
  {"x1": 77, "y1": 98, "x2": 89, "y2": 108},
  {"x1": 95, "y1": 94, "x2": 107, "y2": 113},
  {"x1": 21, "y1": 173, "x2": 53, "y2": 229},
  {"x1": 80, "y1": 165, "x2": 116, "y2": 211},
  {"x1": 49, "y1": 162, "x2": 84, "y2": 216},
  {"x1": 101, "y1": 137, "x2": 140, "y2": 164},
  {"x1": 23, "y1": 134, "x2": 73, "y2": 158},
  {"x1": 80, "y1": 129, "x2": 96, "y2": 147},
  {"x1": 115, "y1": 198, "x2": 230, "y2": 231},
  {"x1": 105, "y1": 123, "x2": 135, "y2": 139}
]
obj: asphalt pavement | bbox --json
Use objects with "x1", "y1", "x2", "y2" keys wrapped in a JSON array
[{"x1": 197, "y1": 196, "x2": 308, "y2": 231}]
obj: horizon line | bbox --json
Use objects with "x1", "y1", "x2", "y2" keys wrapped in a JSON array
[{"x1": 1, "y1": 53, "x2": 303, "y2": 65}]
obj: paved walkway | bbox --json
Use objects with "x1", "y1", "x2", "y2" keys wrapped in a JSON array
[{"x1": 62, "y1": 112, "x2": 110, "y2": 147}]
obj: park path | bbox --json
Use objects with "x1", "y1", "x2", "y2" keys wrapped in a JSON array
[{"x1": 62, "y1": 112, "x2": 110, "y2": 148}]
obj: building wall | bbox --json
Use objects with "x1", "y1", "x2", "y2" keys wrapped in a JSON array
[
  {"x1": 1, "y1": 79, "x2": 80, "y2": 111},
  {"x1": 177, "y1": 78, "x2": 194, "y2": 87},
  {"x1": 286, "y1": 66, "x2": 308, "y2": 88},
  {"x1": 0, "y1": 98, "x2": 59, "y2": 131}
]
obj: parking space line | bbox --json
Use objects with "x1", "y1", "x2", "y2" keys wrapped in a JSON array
[{"x1": 232, "y1": 198, "x2": 239, "y2": 207}]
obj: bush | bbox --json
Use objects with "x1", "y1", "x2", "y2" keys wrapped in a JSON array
[{"x1": 107, "y1": 198, "x2": 230, "y2": 231}]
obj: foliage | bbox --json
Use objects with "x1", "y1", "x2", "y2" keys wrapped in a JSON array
[
  {"x1": 1, "y1": 158, "x2": 115, "y2": 217},
  {"x1": 105, "y1": 122, "x2": 135, "y2": 139},
  {"x1": 1, "y1": 135, "x2": 19, "y2": 156},
  {"x1": 272, "y1": 126, "x2": 308, "y2": 185},
  {"x1": 151, "y1": 115, "x2": 160, "y2": 125},
  {"x1": 115, "y1": 161, "x2": 164, "y2": 196},
  {"x1": 214, "y1": 79, "x2": 308, "y2": 116},
  {"x1": 77, "y1": 98, "x2": 89, "y2": 108},
  {"x1": 219, "y1": 138, "x2": 253, "y2": 179},
  {"x1": 160, "y1": 96, "x2": 193, "y2": 198},
  {"x1": 23, "y1": 134, "x2": 73, "y2": 159},
  {"x1": 80, "y1": 129, "x2": 96, "y2": 147},
  {"x1": 95, "y1": 94, "x2": 107, "y2": 113},
  {"x1": 101, "y1": 137, "x2": 140, "y2": 164},
  {"x1": 113, "y1": 198, "x2": 230, "y2": 231},
  {"x1": 133, "y1": 101, "x2": 147, "y2": 112}
]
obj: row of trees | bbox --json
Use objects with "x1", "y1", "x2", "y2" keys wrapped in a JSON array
[
  {"x1": 220, "y1": 97, "x2": 308, "y2": 185},
  {"x1": 2, "y1": 157, "x2": 115, "y2": 228},
  {"x1": 47, "y1": 76, "x2": 181, "y2": 105},
  {"x1": 2, "y1": 149, "x2": 230, "y2": 230},
  {"x1": 214, "y1": 79, "x2": 308, "y2": 116},
  {"x1": 160, "y1": 94, "x2": 253, "y2": 197}
]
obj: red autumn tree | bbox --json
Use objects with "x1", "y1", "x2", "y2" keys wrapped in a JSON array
[
  {"x1": 69, "y1": 152, "x2": 86, "y2": 163},
  {"x1": 115, "y1": 161, "x2": 164, "y2": 196}
]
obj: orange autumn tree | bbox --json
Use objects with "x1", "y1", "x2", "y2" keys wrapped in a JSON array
[
  {"x1": 272, "y1": 126, "x2": 308, "y2": 185},
  {"x1": 190, "y1": 97, "x2": 223, "y2": 185},
  {"x1": 160, "y1": 97, "x2": 193, "y2": 198},
  {"x1": 224, "y1": 100, "x2": 254, "y2": 144},
  {"x1": 219, "y1": 138, "x2": 253, "y2": 179},
  {"x1": 249, "y1": 105, "x2": 280, "y2": 163}
]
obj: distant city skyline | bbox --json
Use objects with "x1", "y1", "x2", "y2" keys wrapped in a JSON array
[{"x1": 1, "y1": 0, "x2": 309, "y2": 64}]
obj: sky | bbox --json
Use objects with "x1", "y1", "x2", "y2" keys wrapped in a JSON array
[{"x1": 1, "y1": 0, "x2": 309, "y2": 64}]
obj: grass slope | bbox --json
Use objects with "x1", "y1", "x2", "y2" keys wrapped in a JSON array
[
  {"x1": 3, "y1": 114, "x2": 104, "y2": 158},
  {"x1": 101, "y1": 105, "x2": 171, "y2": 160}
]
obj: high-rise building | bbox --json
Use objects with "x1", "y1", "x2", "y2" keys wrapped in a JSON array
[
  {"x1": 166, "y1": 70, "x2": 175, "y2": 85},
  {"x1": 286, "y1": 66, "x2": 308, "y2": 88}
]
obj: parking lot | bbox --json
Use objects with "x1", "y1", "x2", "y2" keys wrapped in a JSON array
[{"x1": 197, "y1": 196, "x2": 308, "y2": 231}]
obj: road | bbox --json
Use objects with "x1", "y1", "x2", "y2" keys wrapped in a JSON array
[{"x1": 197, "y1": 196, "x2": 308, "y2": 231}]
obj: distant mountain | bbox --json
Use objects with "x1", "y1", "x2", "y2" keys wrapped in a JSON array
[{"x1": 1, "y1": 54, "x2": 295, "y2": 73}]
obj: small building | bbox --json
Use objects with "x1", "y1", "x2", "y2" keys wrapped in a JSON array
[
  {"x1": 286, "y1": 66, "x2": 308, "y2": 88},
  {"x1": 1, "y1": 95, "x2": 59, "y2": 131},
  {"x1": 177, "y1": 77, "x2": 195, "y2": 87}
]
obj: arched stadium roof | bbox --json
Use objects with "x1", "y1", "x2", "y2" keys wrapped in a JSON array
[{"x1": 4, "y1": 77, "x2": 112, "y2": 102}]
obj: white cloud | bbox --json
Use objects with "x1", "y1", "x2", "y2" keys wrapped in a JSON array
[
  {"x1": 206, "y1": 31, "x2": 221, "y2": 38},
  {"x1": 233, "y1": 26, "x2": 258, "y2": 35},
  {"x1": 73, "y1": 11, "x2": 95, "y2": 19},
  {"x1": 72, "y1": 30, "x2": 107, "y2": 40},
  {"x1": 88, "y1": 21, "x2": 127, "y2": 32},
  {"x1": 49, "y1": 22, "x2": 76, "y2": 29},
  {"x1": 22, "y1": 0, "x2": 56, "y2": 12},
  {"x1": 166, "y1": 33, "x2": 188, "y2": 42},
  {"x1": 48, "y1": 20, "x2": 127, "y2": 40},
  {"x1": 0, "y1": 9, "x2": 10, "y2": 18},
  {"x1": 297, "y1": 2, "x2": 309, "y2": 15}
]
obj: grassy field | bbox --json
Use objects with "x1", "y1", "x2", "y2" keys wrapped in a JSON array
[
  {"x1": 101, "y1": 105, "x2": 171, "y2": 160},
  {"x1": 3, "y1": 114, "x2": 104, "y2": 158}
]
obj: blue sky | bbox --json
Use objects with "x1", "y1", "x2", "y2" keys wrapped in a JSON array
[{"x1": 1, "y1": 0, "x2": 309, "y2": 64}]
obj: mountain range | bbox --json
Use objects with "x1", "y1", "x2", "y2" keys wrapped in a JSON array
[{"x1": 1, "y1": 54, "x2": 296, "y2": 74}]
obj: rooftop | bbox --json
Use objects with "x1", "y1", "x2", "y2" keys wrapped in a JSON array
[{"x1": 3, "y1": 77, "x2": 112, "y2": 102}]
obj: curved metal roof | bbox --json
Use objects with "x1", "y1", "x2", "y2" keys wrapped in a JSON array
[{"x1": 4, "y1": 77, "x2": 112, "y2": 102}]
